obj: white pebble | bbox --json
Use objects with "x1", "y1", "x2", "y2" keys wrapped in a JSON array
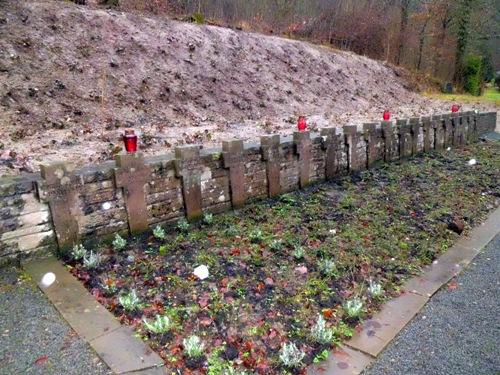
[
  {"x1": 193, "y1": 265, "x2": 209, "y2": 280},
  {"x1": 41, "y1": 272, "x2": 56, "y2": 287},
  {"x1": 446, "y1": 147, "x2": 451, "y2": 151},
  {"x1": 102, "y1": 202, "x2": 112, "y2": 210},
  {"x1": 467, "y1": 159, "x2": 477, "y2": 166}
]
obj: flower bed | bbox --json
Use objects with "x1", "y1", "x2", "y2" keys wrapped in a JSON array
[{"x1": 67, "y1": 141, "x2": 499, "y2": 374}]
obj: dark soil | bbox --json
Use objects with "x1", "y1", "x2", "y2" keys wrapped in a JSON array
[{"x1": 67, "y1": 141, "x2": 499, "y2": 374}]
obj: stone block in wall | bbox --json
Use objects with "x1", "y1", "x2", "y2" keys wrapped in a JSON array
[
  {"x1": 174, "y1": 146, "x2": 203, "y2": 220},
  {"x1": 421, "y1": 116, "x2": 433, "y2": 152},
  {"x1": 310, "y1": 140, "x2": 326, "y2": 182},
  {"x1": 432, "y1": 115, "x2": 445, "y2": 150},
  {"x1": 442, "y1": 114, "x2": 453, "y2": 148},
  {"x1": 396, "y1": 120, "x2": 412, "y2": 158},
  {"x1": 409, "y1": 118, "x2": 421, "y2": 155},
  {"x1": 261, "y1": 135, "x2": 281, "y2": 197},
  {"x1": 114, "y1": 153, "x2": 152, "y2": 234},
  {"x1": 222, "y1": 139, "x2": 246, "y2": 208},
  {"x1": 321, "y1": 128, "x2": 342, "y2": 179},
  {"x1": 381, "y1": 121, "x2": 395, "y2": 162},
  {"x1": 39, "y1": 161, "x2": 81, "y2": 253},
  {"x1": 344, "y1": 125, "x2": 366, "y2": 171},
  {"x1": 293, "y1": 131, "x2": 312, "y2": 188},
  {"x1": 363, "y1": 123, "x2": 379, "y2": 167}
]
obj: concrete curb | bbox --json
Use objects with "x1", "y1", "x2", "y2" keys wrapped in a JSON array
[
  {"x1": 308, "y1": 206, "x2": 500, "y2": 374},
  {"x1": 22, "y1": 256, "x2": 165, "y2": 374}
]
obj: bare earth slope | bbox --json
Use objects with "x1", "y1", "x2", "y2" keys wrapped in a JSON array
[{"x1": 0, "y1": 0, "x2": 495, "y2": 175}]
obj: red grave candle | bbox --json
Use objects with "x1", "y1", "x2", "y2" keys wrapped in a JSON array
[
  {"x1": 383, "y1": 110, "x2": 391, "y2": 121},
  {"x1": 451, "y1": 104, "x2": 460, "y2": 113},
  {"x1": 297, "y1": 116, "x2": 307, "y2": 131},
  {"x1": 123, "y1": 129, "x2": 138, "y2": 153}
]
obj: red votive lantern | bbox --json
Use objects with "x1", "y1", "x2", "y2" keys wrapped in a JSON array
[
  {"x1": 123, "y1": 129, "x2": 138, "y2": 153},
  {"x1": 297, "y1": 116, "x2": 307, "y2": 131},
  {"x1": 451, "y1": 104, "x2": 460, "y2": 113},
  {"x1": 383, "y1": 110, "x2": 391, "y2": 121}
]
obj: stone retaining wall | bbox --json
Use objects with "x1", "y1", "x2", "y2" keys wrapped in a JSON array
[{"x1": 0, "y1": 111, "x2": 496, "y2": 263}]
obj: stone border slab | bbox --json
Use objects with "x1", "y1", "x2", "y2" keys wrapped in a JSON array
[
  {"x1": 308, "y1": 205, "x2": 500, "y2": 374},
  {"x1": 23, "y1": 255, "x2": 164, "y2": 374}
]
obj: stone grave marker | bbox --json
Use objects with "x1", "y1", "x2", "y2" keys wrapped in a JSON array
[
  {"x1": 293, "y1": 131, "x2": 312, "y2": 188},
  {"x1": 174, "y1": 146, "x2": 203, "y2": 220},
  {"x1": 222, "y1": 139, "x2": 246, "y2": 208},
  {"x1": 261, "y1": 135, "x2": 281, "y2": 197}
]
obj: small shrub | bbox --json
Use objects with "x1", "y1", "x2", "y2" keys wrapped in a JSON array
[
  {"x1": 113, "y1": 234, "x2": 127, "y2": 251},
  {"x1": 153, "y1": 225, "x2": 166, "y2": 240},
  {"x1": 318, "y1": 258, "x2": 338, "y2": 278},
  {"x1": 249, "y1": 229, "x2": 264, "y2": 243},
  {"x1": 71, "y1": 244, "x2": 87, "y2": 261},
  {"x1": 333, "y1": 321, "x2": 354, "y2": 338},
  {"x1": 119, "y1": 289, "x2": 141, "y2": 312},
  {"x1": 183, "y1": 335, "x2": 205, "y2": 358},
  {"x1": 101, "y1": 278, "x2": 117, "y2": 296},
  {"x1": 177, "y1": 218, "x2": 190, "y2": 232},
  {"x1": 313, "y1": 349, "x2": 329, "y2": 364},
  {"x1": 344, "y1": 297, "x2": 364, "y2": 318},
  {"x1": 83, "y1": 251, "x2": 101, "y2": 269},
  {"x1": 368, "y1": 282, "x2": 384, "y2": 298},
  {"x1": 203, "y1": 212, "x2": 214, "y2": 225},
  {"x1": 158, "y1": 245, "x2": 168, "y2": 256},
  {"x1": 463, "y1": 55, "x2": 483, "y2": 96},
  {"x1": 310, "y1": 314, "x2": 334, "y2": 344},
  {"x1": 269, "y1": 239, "x2": 284, "y2": 252},
  {"x1": 293, "y1": 245, "x2": 305, "y2": 259},
  {"x1": 142, "y1": 315, "x2": 174, "y2": 334},
  {"x1": 279, "y1": 342, "x2": 305, "y2": 368},
  {"x1": 192, "y1": 12, "x2": 205, "y2": 24}
]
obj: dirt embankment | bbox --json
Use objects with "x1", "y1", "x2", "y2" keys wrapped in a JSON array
[{"x1": 0, "y1": 0, "x2": 496, "y2": 176}]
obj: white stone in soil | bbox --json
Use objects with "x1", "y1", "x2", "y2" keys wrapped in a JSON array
[
  {"x1": 41, "y1": 272, "x2": 56, "y2": 287},
  {"x1": 193, "y1": 265, "x2": 209, "y2": 280},
  {"x1": 468, "y1": 159, "x2": 477, "y2": 166}
]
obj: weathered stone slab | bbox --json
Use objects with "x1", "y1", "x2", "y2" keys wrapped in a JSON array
[
  {"x1": 396, "y1": 120, "x2": 412, "y2": 158},
  {"x1": 90, "y1": 326, "x2": 164, "y2": 374},
  {"x1": 442, "y1": 114, "x2": 453, "y2": 148},
  {"x1": 293, "y1": 131, "x2": 312, "y2": 188},
  {"x1": 432, "y1": 115, "x2": 444, "y2": 150},
  {"x1": 115, "y1": 153, "x2": 152, "y2": 234},
  {"x1": 409, "y1": 117, "x2": 420, "y2": 155},
  {"x1": 344, "y1": 125, "x2": 364, "y2": 171},
  {"x1": 346, "y1": 292, "x2": 428, "y2": 357},
  {"x1": 39, "y1": 161, "x2": 81, "y2": 253},
  {"x1": 174, "y1": 146, "x2": 203, "y2": 220},
  {"x1": 261, "y1": 135, "x2": 281, "y2": 197},
  {"x1": 381, "y1": 121, "x2": 394, "y2": 162},
  {"x1": 23, "y1": 256, "x2": 122, "y2": 341},
  {"x1": 363, "y1": 123, "x2": 378, "y2": 167},
  {"x1": 222, "y1": 139, "x2": 246, "y2": 208},
  {"x1": 421, "y1": 116, "x2": 432, "y2": 152},
  {"x1": 321, "y1": 127, "x2": 341, "y2": 179},
  {"x1": 308, "y1": 346, "x2": 373, "y2": 375}
]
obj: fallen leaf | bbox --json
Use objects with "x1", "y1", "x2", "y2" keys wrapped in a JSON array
[
  {"x1": 448, "y1": 281, "x2": 458, "y2": 290},
  {"x1": 34, "y1": 356, "x2": 48, "y2": 365}
]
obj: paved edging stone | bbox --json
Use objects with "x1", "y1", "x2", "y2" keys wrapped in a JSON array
[
  {"x1": 308, "y1": 205, "x2": 500, "y2": 374},
  {"x1": 22, "y1": 256, "x2": 165, "y2": 374}
]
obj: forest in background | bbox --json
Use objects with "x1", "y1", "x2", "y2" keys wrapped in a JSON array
[{"x1": 113, "y1": 0, "x2": 499, "y2": 94}]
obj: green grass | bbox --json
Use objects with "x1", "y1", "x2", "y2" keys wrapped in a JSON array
[{"x1": 423, "y1": 87, "x2": 500, "y2": 106}]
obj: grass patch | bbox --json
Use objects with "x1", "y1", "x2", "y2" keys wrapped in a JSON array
[
  {"x1": 67, "y1": 141, "x2": 499, "y2": 374},
  {"x1": 424, "y1": 87, "x2": 500, "y2": 106}
]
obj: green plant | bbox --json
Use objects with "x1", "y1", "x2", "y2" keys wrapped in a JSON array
[
  {"x1": 142, "y1": 314, "x2": 174, "y2": 334},
  {"x1": 313, "y1": 349, "x2": 329, "y2": 364},
  {"x1": 368, "y1": 281, "x2": 384, "y2": 298},
  {"x1": 343, "y1": 297, "x2": 364, "y2": 318},
  {"x1": 310, "y1": 314, "x2": 334, "y2": 344},
  {"x1": 192, "y1": 12, "x2": 205, "y2": 24},
  {"x1": 318, "y1": 258, "x2": 338, "y2": 278},
  {"x1": 83, "y1": 251, "x2": 101, "y2": 269},
  {"x1": 269, "y1": 239, "x2": 284, "y2": 252},
  {"x1": 249, "y1": 229, "x2": 264, "y2": 243},
  {"x1": 71, "y1": 244, "x2": 87, "y2": 261},
  {"x1": 177, "y1": 218, "x2": 190, "y2": 233},
  {"x1": 203, "y1": 212, "x2": 214, "y2": 225},
  {"x1": 101, "y1": 278, "x2": 117, "y2": 296},
  {"x1": 463, "y1": 55, "x2": 483, "y2": 96},
  {"x1": 333, "y1": 321, "x2": 354, "y2": 338},
  {"x1": 113, "y1": 234, "x2": 127, "y2": 251},
  {"x1": 293, "y1": 245, "x2": 305, "y2": 260},
  {"x1": 183, "y1": 335, "x2": 205, "y2": 358},
  {"x1": 153, "y1": 225, "x2": 166, "y2": 240},
  {"x1": 159, "y1": 245, "x2": 168, "y2": 256},
  {"x1": 279, "y1": 342, "x2": 305, "y2": 368},
  {"x1": 119, "y1": 289, "x2": 141, "y2": 312}
]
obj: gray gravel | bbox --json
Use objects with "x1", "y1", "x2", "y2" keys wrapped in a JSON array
[
  {"x1": 0, "y1": 266, "x2": 112, "y2": 375},
  {"x1": 364, "y1": 234, "x2": 500, "y2": 375}
]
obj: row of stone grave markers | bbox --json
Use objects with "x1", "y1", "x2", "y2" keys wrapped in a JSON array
[{"x1": 0, "y1": 111, "x2": 496, "y2": 260}]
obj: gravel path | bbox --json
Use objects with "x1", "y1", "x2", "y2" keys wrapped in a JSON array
[
  {"x1": 364, "y1": 233, "x2": 500, "y2": 375},
  {"x1": 0, "y1": 266, "x2": 111, "y2": 375}
]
